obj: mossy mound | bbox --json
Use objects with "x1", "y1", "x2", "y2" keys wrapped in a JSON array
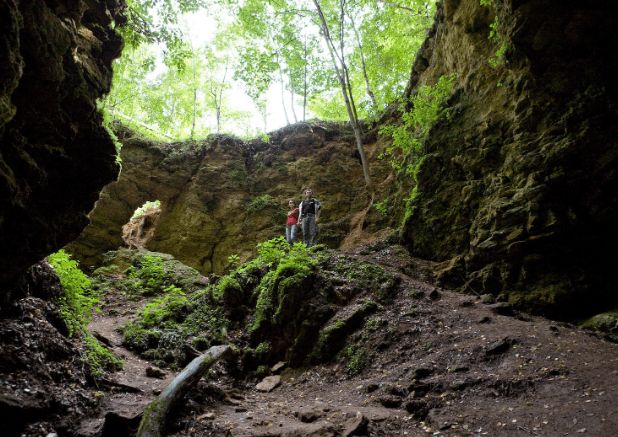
[
  {"x1": 91, "y1": 248, "x2": 208, "y2": 298},
  {"x1": 102, "y1": 239, "x2": 400, "y2": 371},
  {"x1": 580, "y1": 310, "x2": 618, "y2": 343}
]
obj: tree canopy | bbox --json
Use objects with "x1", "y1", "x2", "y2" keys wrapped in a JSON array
[{"x1": 104, "y1": 0, "x2": 437, "y2": 140}]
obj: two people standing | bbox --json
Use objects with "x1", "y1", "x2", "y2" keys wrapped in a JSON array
[{"x1": 285, "y1": 188, "x2": 321, "y2": 247}]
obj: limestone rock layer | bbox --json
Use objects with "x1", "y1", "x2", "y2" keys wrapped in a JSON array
[
  {"x1": 68, "y1": 123, "x2": 393, "y2": 274},
  {"x1": 402, "y1": 0, "x2": 618, "y2": 318}
]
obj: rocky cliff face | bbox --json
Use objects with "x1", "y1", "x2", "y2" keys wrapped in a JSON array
[
  {"x1": 0, "y1": 0, "x2": 123, "y2": 296},
  {"x1": 68, "y1": 123, "x2": 395, "y2": 274},
  {"x1": 401, "y1": 0, "x2": 618, "y2": 318}
]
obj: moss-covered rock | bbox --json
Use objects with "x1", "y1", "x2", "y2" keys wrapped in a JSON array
[
  {"x1": 91, "y1": 249, "x2": 208, "y2": 297},
  {"x1": 580, "y1": 310, "x2": 618, "y2": 343},
  {"x1": 311, "y1": 300, "x2": 378, "y2": 363},
  {"x1": 101, "y1": 239, "x2": 399, "y2": 371}
]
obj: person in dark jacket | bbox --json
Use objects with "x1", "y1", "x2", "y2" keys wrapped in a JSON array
[{"x1": 298, "y1": 188, "x2": 321, "y2": 247}]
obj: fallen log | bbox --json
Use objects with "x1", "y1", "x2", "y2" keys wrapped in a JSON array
[{"x1": 137, "y1": 345, "x2": 233, "y2": 437}]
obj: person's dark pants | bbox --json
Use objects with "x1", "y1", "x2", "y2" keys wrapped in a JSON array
[{"x1": 302, "y1": 214, "x2": 318, "y2": 247}]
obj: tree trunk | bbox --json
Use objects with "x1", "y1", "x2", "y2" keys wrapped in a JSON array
[
  {"x1": 289, "y1": 87, "x2": 298, "y2": 123},
  {"x1": 137, "y1": 345, "x2": 233, "y2": 437},
  {"x1": 350, "y1": 15, "x2": 377, "y2": 110},
  {"x1": 303, "y1": 38, "x2": 308, "y2": 121},
  {"x1": 312, "y1": 0, "x2": 372, "y2": 189},
  {"x1": 278, "y1": 59, "x2": 290, "y2": 125}
]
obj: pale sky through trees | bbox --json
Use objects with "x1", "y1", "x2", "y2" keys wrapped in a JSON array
[
  {"x1": 169, "y1": 8, "x2": 307, "y2": 133},
  {"x1": 106, "y1": 0, "x2": 436, "y2": 140}
]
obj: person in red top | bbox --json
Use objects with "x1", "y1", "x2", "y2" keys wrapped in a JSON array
[{"x1": 285, "y1": 199, "x2": 300, "y2": 244}]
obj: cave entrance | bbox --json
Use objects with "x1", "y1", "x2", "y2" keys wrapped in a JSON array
[{"x1": 122, "y1": 200, "x2": 162, "y2": 249}]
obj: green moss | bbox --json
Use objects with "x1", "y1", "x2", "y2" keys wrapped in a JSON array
[
  {"x1": 311, "y1": 300, "x2": 378, "y2": 362},
  {"x1": 365, "y1": 317, "x2": 387, "y2": 332},
  {"x1": 344, "y1": 344, "x2": 369, "y2": 376},
  {"x1": 140, "y1": 286, "x2": 188, "y2": 327},
  {"x1": 48, "y1": 249, "x2": 98, "y2": 336},
  {"x1": 126, "y1": 254, "x2": 170, "y2": 296},
  {"x1": 508, "y1": 283, "x2": 570, "y2": 313},
  {"x1": 213, "y1": 275, "x2": 243, "y2": 302},
  {"x1": 255, "y1": 341, "x2": 271, "y2": 354},
  {"x1": 580, "y1": 310, "x2": 618, "y2": 342},
  {"x1": 84, "y1": 333, "x2": 123, "y2": 377},
  {"x1": 334, "y1": 259, "x2": 397, "y2": 299},
  {"x1": 255, "y1": 365, "x2": 270, "y2": 377},
  {"x1": 122, "y1": 323, "x2": 163, "y2": 353}
]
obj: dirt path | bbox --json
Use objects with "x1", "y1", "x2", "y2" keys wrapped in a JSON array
[{"x1": 78, "y1": 293, "x2": 177, "y2": 435}]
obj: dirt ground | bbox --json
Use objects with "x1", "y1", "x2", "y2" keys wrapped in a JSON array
[
  {"x1": 3, "y1": 245, "x2": 616, "y2": 436},
  {"x1": 84, "y1": 245, "x2": 618, "y2": 437}
]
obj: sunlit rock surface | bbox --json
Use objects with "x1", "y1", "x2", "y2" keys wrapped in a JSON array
[{"x1": 68, "y1": 123, "x2": 394, "y2": 273}]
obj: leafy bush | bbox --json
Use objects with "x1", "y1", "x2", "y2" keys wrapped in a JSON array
[
  {"x1": 48, "y1": 250, "x2": 122, "y2": 376},
  {"x1": 380, "y1": 74, "x2": 455, "y2": 180},
  {"x1": 247, "y1": 194, "x2": 279, "y2": 213},
  {"x1": 126, "y1": 254, "x2": 170, "y2": 295},
  {"x1": 131, "y1": 200, "x2": 161, "y2": 220},
  {"x1": 48, "y1": 250, "x2": 98, "y2": 336}
]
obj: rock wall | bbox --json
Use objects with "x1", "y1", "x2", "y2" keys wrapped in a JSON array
[
  {"x1": 69, "y1": 123, "x2": 394, "y2": 274},
  {"x1": 0, "y1": 0, "x2": 123, "y2": 294},
  {"x1": 402, "y1": 0, "x2": 618, "y2": 318}
]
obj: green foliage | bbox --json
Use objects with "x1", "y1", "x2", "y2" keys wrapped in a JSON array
[
  {"x1": 48, "y1": 250, "x2": 98, "y2": 337},
  {"x1": 227, "y1": 254, "x2": 241, "y2": 270},
  {"x1": 479, "y1": 0, "x2": 493, "y2": 7},
  {"x1": 131, "y1": 200, "x2": 161, "y2": 220},
  {"x1": 107, "y1": 0, "x2": 438, "y2": 137},
  {"x1": 487, "y1": 16, "x2": 509, "y2": 68},
  {"x1": 380, "y1": 74, "x2": 455, "y2": 179},
  {"x1": 373, "y1": 199, "x2": 389, "y2": 216},
  {"x1": 84, "y1": 333, "x2": 123, "y2": 377},
  {"x1": 140, "y1": 286, "x2": 188, "y2": 328},
  {"x1": 344, "y1": 344, "x2": 369, "y2": 376},
  {"x1": 126, "y1": 255, "x2": 170, "y2": 296},
  {"x1": 48, "y1": 250, "x2": 122, "y2": 376},
  {"x1": 247, "y1": 194, "x2": 280, "y2": 213}
]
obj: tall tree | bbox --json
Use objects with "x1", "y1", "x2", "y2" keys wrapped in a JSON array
[{"x1": 311, "y1": 0, "x2": 372, "y2": 189}]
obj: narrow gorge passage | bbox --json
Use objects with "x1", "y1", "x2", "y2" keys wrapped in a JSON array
[{"x1": 1, "y1": 0, "x2": 617, "y2": 436}]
